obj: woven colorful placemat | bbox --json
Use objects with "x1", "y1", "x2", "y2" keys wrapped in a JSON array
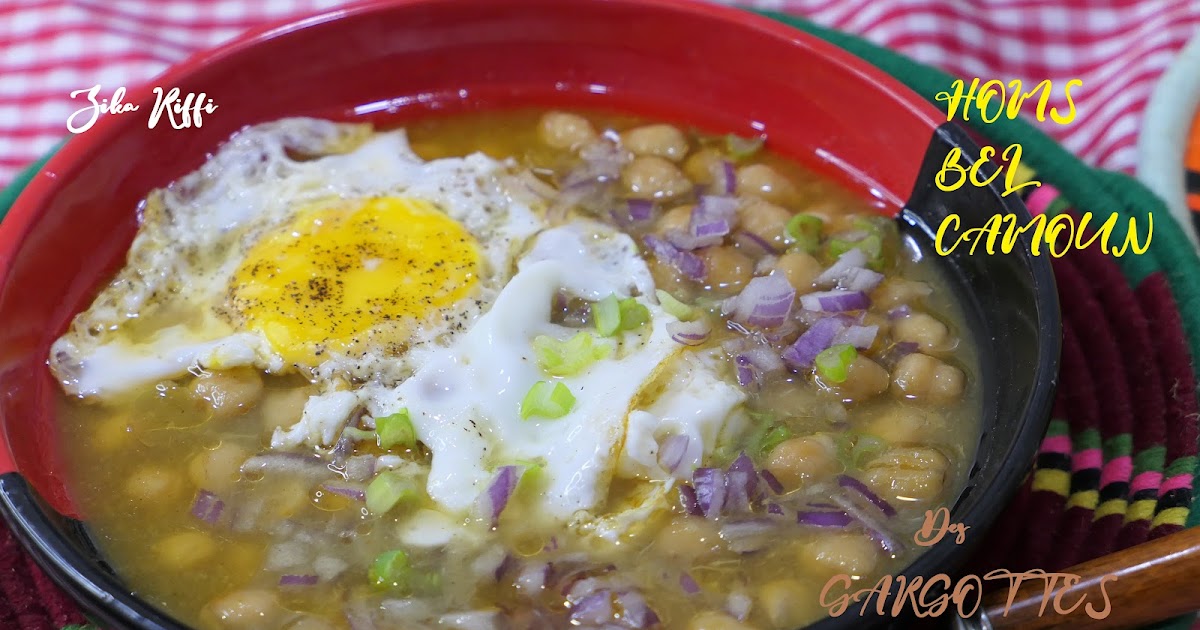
[{"x1": 2, "y1": 11, "x2": 1200, "y2": 630}]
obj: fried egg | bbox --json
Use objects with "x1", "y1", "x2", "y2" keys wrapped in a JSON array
[{"x1": 50, "y1": 118, "x2": 542, "y2": 398}]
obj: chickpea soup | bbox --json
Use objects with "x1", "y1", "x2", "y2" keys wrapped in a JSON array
[{"x1": 52, "y1": 110, "x2": 979, "y2": 629}]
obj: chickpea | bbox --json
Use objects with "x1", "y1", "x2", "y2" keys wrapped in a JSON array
[
  {"x1": 260, "y1": 387, "x2": 310, "y2": 432},
  {"x1": 648, "y1": 259, "x2": 691, "y2": 297},
  {"x1": 797, "y1": 532, "x2": 880, "y2": 576},
  {"x1": 203, "y1": 589, "x2": 284, "y2": 630},
  {"x1": 830, "y1": 357, "x2": 889, "y2": 402},
  {"x1": 94, "y1": 413, "x2": 134, "y2": 452},
  {"x1": 192, "y1": 368, "x2": 263, "y2": 420},
  {"x1": 620, "y1": 124, "x2": 689, "y2": 162},
  {"x1": 125, "y1": 467, "x2": 181, "y2": 502},
  {"x1": 892, "y1": 312, "x2": 950, "y2": 352},
  {"x1": 188, "y1": 442, "x2": 249, "y2": 495},
  {"x1": 156, "y1": 530, "x2": 216, "y2": 570},
  {"x1": 736, "y1": 198, "x2": 791, "y2": 250},
  {"x1": 683, "y1": 147, "x2": 725, "y2": 186},
  {"x1": 930, "y1": 362, "x2": 966, "y2": 400},
  {"x1": 766, "y1": 435, "x2": 839, "y2": 490},
  {"x1": 871, "y1": 278, "x2": 932, "y2": 310},
  {"x1": 860, "y1": 406, "x2": 942, "y2": 445},
  {"x1": 891, "y1": 353, "x2": 966, "y2": 401},
  {"x1": 653, "y1": 516, "x2": 723, "y2": 560},
  {"x1": 863, "y1": 446, "x2": 949, "y2": 503},
  {"x1": 537, "y1": 111, "x2": 597, "y2": 150},
  {"x1": 656, "y1": 205, "x2": 694, "y2": 235},
  {"x1": 701, "y1": 247, "x2": 753, "y2": 294},
  {"x1": 758, "y1": 579, "x2": 824, "y2": 629},
  {"x1": 622, "y1": 156, "x2": 693, "y2": 200},
  {"x1": 736, "y1": 164, "x2": 800, "y2": 206},
  {"x1": 773, "y1": 252, "x2": 822, "y2": 292},
  {"x1": 688, "y1": 611, "x2": 756, "y2": 630}
]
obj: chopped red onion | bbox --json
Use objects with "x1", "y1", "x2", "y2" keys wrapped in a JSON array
[
  {"x1": 814, "y1": 248, "x2": 868, "y2": 286},
  {"x1": 782, "y1": 317, "x2": 845, "y2": 368},
  {"x1": 766, "y1": 502, "x2": 786, "y2": 516},
  {"x1": 830, "y1": 493, "x2": 902, "y2": 554},
  {"x1": 678, "y1": 485, "x2": 702, "y2": 516},
  {"x1": 657, "y1": 434, "x2": 690, "y2": 474},
  {"x1": 479, "y1": 465, "x2": 524, "y2": 527},
  {"x1": 727, "y1": 453, "x2": 759, "y2": 500},
  {"x1": 344, "y1": 455, "x2": 377, "y2": 482},
  {"x1": 279, "y1": 574, "x2": 319, "y2": 586},
  {"x1": 241, "y1": 452, "x2": 331, "y2": 478},
  {"x1": 190, "y1": 490, "x2": 224, "y2": 526},
  {"x1": 665, "y1": 228, "x2": 720, "y2": 250},
  {"x1": 692, "y1": 468, "x2": 726, "y2": 519},
  {"x1": 759, "y1": 469, "x2": 784, "y2": 494},
  {"x1": 709, "y1": 160, "x2": 737, "y2": 195},
  {"x1": 731, "y1": 273, "x2": 795, "y2": 329},
  {"x1": 667, "y1": 320, "x2": 711, "y2": 346},
  {"x1": 322, "y1": 483, "x2": 366, "y2": 501},
  {"x1": 719, "y1": 518, "x2": 776, "y2": 553},
  {"x1": 331, "y1": 435, "x2": 353, "y2": 467},
  {"x1": 680, "y1": 572, "x2": 701, "y2": 595},
  {"x1": 796, "y1": 510, "x2": 854, "y2": 527},
  {"x1": 570, "y1": 591, "x2": 614, "y2": 625},
  {"x1": 627, "y1": 199, "x2": 653, "y2": 222},
  {"x1": 832, "y1": 324, "x2": 878, "y2": 350},
  {"x1": 732, "y1": 230, "x2": 779, "y2": 256},
  {"x1": 799, "y1": 289, "x2": 870, "y2": 313},
  {"x1": 616, "y1": 590, "x2": 660, "y2": 628},
  {"x1": 735, "y1": 362, "x2": 757, "y2": 388},
  {"x1": 739, "y1": 345, "x2": 785, "y2": 373},
  {"x1": 516, "y1": 562, "x2": 550, "y2": 592},
  {"x1": 887, "y1": 305, "x2": 912, "y2": 320},
  {"x1": 643, "y1": 234, "x2": 706, "y2": 281},
  {"x1": 838, "y1": 474, "x2": 898, "y2": 517},
  {"x1": 840, "y1": 267, "x2": 885, "y2": 293}
]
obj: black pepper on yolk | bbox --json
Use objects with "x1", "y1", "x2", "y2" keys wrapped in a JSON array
[{"x1": 228, "y1": 197, "x2": 481, "y2": 365}]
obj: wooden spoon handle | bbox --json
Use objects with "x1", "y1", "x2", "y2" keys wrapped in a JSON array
[{"x1": 982, "y1": 526, "x2": 1200, "y2": 629}]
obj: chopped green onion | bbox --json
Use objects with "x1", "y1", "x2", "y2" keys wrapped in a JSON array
[
  {"x1": 513, "y1": 459, "x2": 546, "y2": 492},
  {"x1": 785, "y1": 214, "x2": 824, "y2": 254},
  {"x1": 532, "y1": 332, "x2": 614, "y2": 377},
  {"x1": 365, "y1": 470, "x2": 420, "y2": 514},
  {"x1": 827, "y1": 233, "x2": 883, "y2": 268},
  {"x1": 520, "y1": 381, "x2": 576, "y2": 420},
  {"x1": 593, "y1": 294, "x2": 621, "y2": 336},
  {"x1": 850, "y1": 434, "x2": 886, "y2": 468},
  {"x1": 758, "y1": 424, "x2": 793, "y2": 456},
  {"x1": 376, "y1": 410, "x2": 416, "y2": 450},
  {"x1": 618, "y1": 297, "x2": 650, "y2": 331},
  {"x1": 725, "y1": 133, "x2": 764, "y2": 160},
  {"x1": 594, "y1": 294, "x2": 651, "y2": 336},
  {"x1": 369, "y1": 549, "x2": 411, "y2": 589},
  {"x1": 655, "y1": 290, "x2": 698, "y2": 321},
  {"x1": 815, "y1": 344, "x2": 857, "y2": 384}
]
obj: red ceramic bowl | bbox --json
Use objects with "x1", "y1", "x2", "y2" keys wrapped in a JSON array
[{"x1": 0, "y1": 0, "x2": 1059, "y2": 628}]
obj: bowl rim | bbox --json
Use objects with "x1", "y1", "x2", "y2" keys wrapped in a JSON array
[{"x1": 0, "y1": 1, "x2": 1061, "y2": 628}]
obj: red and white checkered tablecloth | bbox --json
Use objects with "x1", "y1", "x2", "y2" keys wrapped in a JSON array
[{"x1": 1, "y1": 0, "x2": 1199, "y2": 187}]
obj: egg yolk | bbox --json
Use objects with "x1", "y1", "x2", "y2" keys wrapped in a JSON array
[{"x1": 228, "y1": 197, "x2": 481, "y2": 366}]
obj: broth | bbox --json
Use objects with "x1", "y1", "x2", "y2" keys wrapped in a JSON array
[{"x1": 55, "y1": 109, "x2": 978, "y2": 630}]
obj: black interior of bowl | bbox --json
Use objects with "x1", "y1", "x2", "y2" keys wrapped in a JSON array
[{"x1": 0, "y1": 119, "x2": 1059, "y2": 630}]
